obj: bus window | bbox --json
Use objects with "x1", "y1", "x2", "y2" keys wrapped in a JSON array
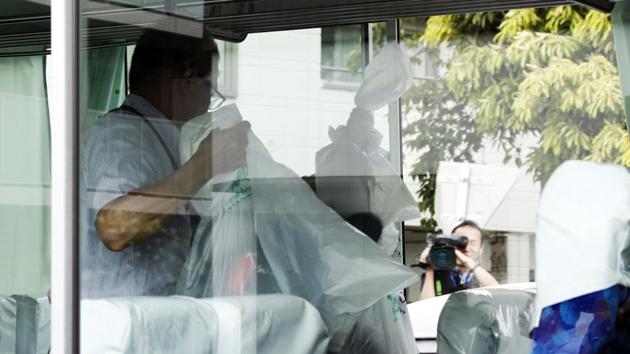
[
  {"x1": 1, "y1": 0, "x2": 625, "y2": 352},
  {"x1": 78, "y1": 3, "x2": 419, "y2": 351}
]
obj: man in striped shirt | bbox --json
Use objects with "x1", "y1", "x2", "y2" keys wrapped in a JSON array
[{"x1": 80, "y1": 27, "x2": 249, "y2": 298}]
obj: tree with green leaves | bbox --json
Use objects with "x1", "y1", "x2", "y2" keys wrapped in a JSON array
[{"x1": 400, "y1": 6, "x2": 630, "y2": 229}]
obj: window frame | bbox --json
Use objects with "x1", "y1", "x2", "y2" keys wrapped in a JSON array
[
  {"x1": 50, "y1": 0, "x2": 80, "y2": 353},
  {"x1": 46, "y1": 1, "x2": 622, "y2": 353}
]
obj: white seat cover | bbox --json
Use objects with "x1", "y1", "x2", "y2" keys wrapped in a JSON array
[{"x1": 533, "y1": 161, "x2": 630, "y2": 328}]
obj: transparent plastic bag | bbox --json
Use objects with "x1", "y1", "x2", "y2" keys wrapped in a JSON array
[
  {"x1": 354, "y1": 43, "x2": 413, "y2": 111},
  {"x1": 176, "y1": 192, "x2": 259, "y2": 298},
  {"x1": 316, "y1": 43, "x2": 419, "y2": 256},
  {"x1": 316, "y1": 109, "x2": 419, "y2": 230},
  {"x1": 177, "y1": 104, "x2": 419, "y2": 351},
  {"x1": 177, "y1": 105, "x2": 261, "y2": 298}
]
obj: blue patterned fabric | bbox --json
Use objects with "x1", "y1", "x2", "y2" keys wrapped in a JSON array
[{"x1": 532, "y1": 285, "x2": 630, "y2": 354}]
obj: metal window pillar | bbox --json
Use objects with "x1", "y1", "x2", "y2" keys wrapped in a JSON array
[
  {"x1": 386, "y1": 19, "x2": 403, "y2": 176},
  {"x1": 50, "y1": 0, "x2": 80, "y2": 352},
  {"x1": 360, "y1": 20, "x2": 406, "y2": 264},
  {"x1": 613, "y1": 1, "x2": 630, "y2": 134},
  {"x1": 387, "y1": 19, "x2": 407, "y2": 264}
]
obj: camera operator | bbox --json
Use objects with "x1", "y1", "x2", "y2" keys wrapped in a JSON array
[{"x1": 418, "y1": 220, "x2": 498, "y2": 300}]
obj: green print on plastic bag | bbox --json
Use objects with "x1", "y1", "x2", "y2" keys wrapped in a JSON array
[
  {"x1": 220, "y1": 167, "x2": 252, "y2": 212},
  {"x1": 387, "y1": 294, "x2": 401, "y2": 322}
]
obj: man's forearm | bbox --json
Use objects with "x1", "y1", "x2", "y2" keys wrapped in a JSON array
[
  {"x1": 419, "y1": 269, "x2": 436, "y2": 300},
  {"x1": 96, "y1": 153, "x2": 212, "y2": 251},
  {"x1": 472, "y1": 266, "x2": 499, "y2": 287}
]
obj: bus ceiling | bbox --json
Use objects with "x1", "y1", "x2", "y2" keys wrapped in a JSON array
[{"x1": 0, "y1": 0, "x2": 614, "y2": 56}]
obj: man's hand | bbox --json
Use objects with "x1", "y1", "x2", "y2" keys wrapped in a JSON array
[
  {"x1": 454, "y1": 249, "x2": 499, "y2": 287},
  {"x1": 419, "y1": 246, "x2": 431, "y2": 263},
  {"x1": 195, "y1": 121, "x2": 250, "y2": 177},
  {"x1": 418, "y1": 246, "x2": 436, "y2": 300},
  {"x1": 454, "y1": 249, "x2": 477, "y2": 270}
]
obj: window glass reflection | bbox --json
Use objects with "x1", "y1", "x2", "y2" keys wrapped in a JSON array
[
  {"x1": 78, "y1": 16, "x2": 420, "y2": 353},
  {"x1": 400, "y1": 7, "x2": 629, "y2": 354}
]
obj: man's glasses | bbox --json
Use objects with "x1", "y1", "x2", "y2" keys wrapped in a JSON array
[{"x1": 209, "y1": 86, "x2": 225, "y2": 111}]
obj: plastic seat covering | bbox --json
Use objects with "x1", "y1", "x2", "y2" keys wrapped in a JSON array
[
  {"x1": 0, "y1": 295, "x2": 50, "y2": 354},
  {"x1": 437, "y1": 286, "x2": 536, "y2": 354}
]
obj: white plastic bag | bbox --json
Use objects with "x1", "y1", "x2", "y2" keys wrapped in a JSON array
[
  {"x1": 314, "y1": 43, "x2": 419, "y2": 353},
  {"x1": 354, "y1": 43, "x2": 413, "y2": 111},
  {"x1": 177, "y1": 105, "x2": 259, "y2": 297},
  {"x1": 316, "y1": 43, "x2": 419, "y2": 256},
  {"x1": 315, "y1": 111, "x2": 420, "y2": 233},
  {"x1": 177, "y1": 104, "x2": 419, "y2": 351},
  {"x1": 177, "y1": 196, "x2": 259, "y2": 298}
]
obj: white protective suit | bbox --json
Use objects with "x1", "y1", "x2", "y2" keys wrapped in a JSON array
[
  {"x1": 315, "y1": 42, "x2": 420, "y2": 256},
  {"x1": 315, "y1": 43, "x2": 420, "y2": 354}
]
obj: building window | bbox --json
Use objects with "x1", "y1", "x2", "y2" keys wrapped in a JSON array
[{"x1": 321, "y1": 25, "x2": 363, "y2": 90}]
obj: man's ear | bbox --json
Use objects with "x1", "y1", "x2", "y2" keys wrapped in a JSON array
[
  {"x1": 175, "y1": 69, "x2": 197, "y2": 93},
  {"x1": 182, "y1": 65, "x2": 199, "y2": 80}
]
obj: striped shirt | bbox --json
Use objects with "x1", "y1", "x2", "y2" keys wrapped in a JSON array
[{"x1": 79, "y1": 95, "x2": 192, "y2": 298}]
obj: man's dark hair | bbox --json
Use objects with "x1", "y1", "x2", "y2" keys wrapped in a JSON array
[
  {"x1": 129, "y1": 28, "x2": 219, "y2": 92},
  {"x1": 451, "y1": 220, "x2": 484, "y2": 243}
]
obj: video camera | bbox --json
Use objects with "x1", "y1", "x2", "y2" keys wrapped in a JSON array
[{"x1": 427, "y1": 233, "x2": 468, "y2": 271}]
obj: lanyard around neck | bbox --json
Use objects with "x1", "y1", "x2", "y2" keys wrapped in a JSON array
[
  {"x1": 461, "y1": 271, "x2": 474, "y2": 286},
  {"x1": 115, "y1": 104, "x2": 178, "y2": 171},
  {"x1": 111, "y1": 104, "x2": 200, "y2": 240}
]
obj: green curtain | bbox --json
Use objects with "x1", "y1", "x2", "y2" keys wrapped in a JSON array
[
  {"x1": 0, "y1": 47, "x2": 126, "y2": 297},
  {"x1": 81, "y1": 46, "x2": 126, "y2": 130},
  {"x1": 0, "y1": 56, "x2": 51, "y2": 297}
]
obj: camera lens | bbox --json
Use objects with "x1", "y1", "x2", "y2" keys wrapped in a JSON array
[{"x1": 429, "y1": 248, "x2": 456, "y2": 270}]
